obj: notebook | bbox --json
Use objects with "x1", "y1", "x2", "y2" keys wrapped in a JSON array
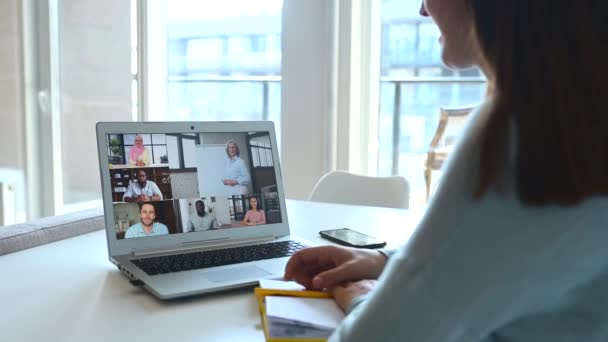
[
  {"x1": 255, "y1": 279, "x2": 345, "y2": 341},
  {"x1": 96, "y1": 121, "x2": 312, "y2": 299}
]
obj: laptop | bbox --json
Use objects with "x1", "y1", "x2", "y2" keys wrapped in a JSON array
[{"x1": 96, "y1": 121, "x2": 312, "y2": 299}]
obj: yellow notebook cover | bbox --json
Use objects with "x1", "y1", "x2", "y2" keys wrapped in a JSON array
[{"x1": 254, "y1": 286, "x2": 334, "y2": 342}]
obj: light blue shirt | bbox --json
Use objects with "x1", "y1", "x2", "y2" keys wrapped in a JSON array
[
  {"x1": 225, "y1": 156, "x2": 251, "y2": 186},
  {"x1": 330, "y1": 102, "x2": 608, "y2": 342},
  {"x1": 124, "y1": 222, "x2": 169, "y2": 238}
]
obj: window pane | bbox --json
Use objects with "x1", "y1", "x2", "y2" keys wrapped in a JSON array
[
  {"x1": 166, "y1": 135, "x2": 180, "y2": 168},
  {"x1": 260, "y1": 146, "x2": 268, "y2": 167},
  {"x1": 167, "y1": 82, "x2": 274, "y2": 121},
  {"x1": 182, "y1": 138, "x2": 197, "y2": 168},
  {"x1": 152, "y1": 134, "x2": 166, "y2": 144},
  {"x1": 59, "y1": 0, "x2": 133, "y2": 208},
  {"x1": 185, "y1": 38, "x2": 224, "y2": 71},
  {"x1": 164, "y1": 0, "x2": 283, "y2": 132},
  {"x1": 152, "y1": 145, "x2": 168, "y2": 165},
  {"x1": 252, "y1": 148, "x2": 260, "y2": 167},
  {"x1": 379, "y1": 0, "x2": 486, "y2": 207},
  {"x1": 266, "y1": 148, "x2": 273, "y2": 167}
]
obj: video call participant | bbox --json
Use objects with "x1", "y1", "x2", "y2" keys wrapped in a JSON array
[
  {"x1": 123, "y1": 169, "x2": 163, "y2": 202},
  {"x1": 222, "y1": 140, "x2": 251, "y2": 196},
  {"x1": 124, "y1": 202, "x2": 169, "y2": 238},
  {"x1": 242, "y1": 196, "x2": 266, "y2": 226},
  {"x1": 128, "y1": 134, "x2": 151, "y2": 166},
  {"x1": 187, "y1": 200, "x2": 218, "y2": 231}
]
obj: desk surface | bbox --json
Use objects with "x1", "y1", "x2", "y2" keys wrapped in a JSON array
[{"x1": 0, "y1": 200, "x2": 421, "y2": 342}]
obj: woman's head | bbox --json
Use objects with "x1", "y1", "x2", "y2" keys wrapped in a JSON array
[
  {"x1": 248, "y1": 196, "x2": 259, "y2": 210},
  {"x1": 134, "y1": 134, "x2": 144, "y2": 147},
  {"x1": 225, "y1": 140, "x2": 240, "y2": 158},
  {"x1": 422, "y1": 0, "x2": 608, "y2": 204},
  {"x1": 420, "y1": 0, "x2": 480, "y2": 70}
]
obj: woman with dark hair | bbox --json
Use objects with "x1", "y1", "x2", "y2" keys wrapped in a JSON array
[
  {"x1": 285, "y1": 0, "x2": 608, "y2": 341},
  {"x1": 242, "y1": 196, "x2": 266, "y2": 226}
]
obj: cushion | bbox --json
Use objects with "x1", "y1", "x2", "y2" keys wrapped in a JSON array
[{"x1": 0, "y1": 207, "x2": 104, "y2": 256}]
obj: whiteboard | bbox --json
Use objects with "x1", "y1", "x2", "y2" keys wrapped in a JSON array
[{"x1": 195, "y1": 144, "x2": 228, "y2": 197}]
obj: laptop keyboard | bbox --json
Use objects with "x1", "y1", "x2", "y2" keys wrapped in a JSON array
[{"x1": 132, "y1": 240, "x2": 307, "y2": 276}]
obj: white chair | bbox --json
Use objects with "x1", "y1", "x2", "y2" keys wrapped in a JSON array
[{"x1": 308, "y1": 171, "x2": 410, "y2": 209}]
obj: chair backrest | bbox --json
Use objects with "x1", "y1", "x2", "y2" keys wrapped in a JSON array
[
  {"x1": 308, "y1": 171, "x2": 409, "y2": 209},
  {"x1": 430, "y1": 104, "x2": 478, "y2": 151},
  {"x1": 424, "y1": 103, "x2": 478, "y2": 199}
]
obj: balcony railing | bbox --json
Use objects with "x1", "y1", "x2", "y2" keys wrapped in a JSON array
[
  {"x1": 380, "y1": 76, "x2": 486, "y2": 175},
  {"x1": 167, "y1": 75, "x2": 486, "y2": 180}
]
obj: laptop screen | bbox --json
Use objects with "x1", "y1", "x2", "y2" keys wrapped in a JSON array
[{"x1": 104, "y1": 131, "x2": 282, "y2": 240}]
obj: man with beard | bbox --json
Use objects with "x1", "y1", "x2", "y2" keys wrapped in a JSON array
[
  {"x1": 187, "y1": 200, "x2": 218, "y2": 232},
  {"x1": 125, "y1": 202, "x2": 169, "y2": 238},
  {"x1": 123, "y1": 169, "x2": 163, "y2": 203}
]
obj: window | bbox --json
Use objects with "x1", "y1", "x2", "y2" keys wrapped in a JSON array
[
  {"x1": 23, "y1": 0, "x2": 284, "y2": 218},
  {"x1": 57, "y1": 0, "x2": 134, "y2": 212},
  {"x1": 22, "y1": 0, "x2": 483, "y2": 218},
  {"x1": 165, "y1": 133, "x2": 199, "y2": 169},
  {"x1": 249, "y1": 135, "x2": 274, "y2": 168},
  {"x1": 378, "y1": 0, "x2": 486, "y2": 206},
  {"x1": 147, "y1": 0, "x2": 283, "y2": 136}
]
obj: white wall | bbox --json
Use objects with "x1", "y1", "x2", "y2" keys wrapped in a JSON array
[
  {"x1": 0, "y1": 1, "x2": 27, "y2": 223},
  {"x1": 0, "y1": 0, "x2": 25, "y2": 170},
  {"x1": 281, "y1": 0, "x2": 336, "y2": 200},
  {"x1": 59, "y1": 0, "x2": 132, "y2": 204}
]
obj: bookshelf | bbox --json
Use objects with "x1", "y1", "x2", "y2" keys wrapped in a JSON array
[{"x1": 109, "y1": 166, "x2": 172, "y2": 202}]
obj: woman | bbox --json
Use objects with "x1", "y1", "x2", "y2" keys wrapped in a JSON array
[
  {"x1": 222, "y1": 140, "x2": 251, "y2": 196},
  {"x1": 128, "y1": 134, "x2": 150, "y2": 166},
  {"x1": 285, "y1": 0, "x2": 608, "y2": 341},
  {"x1": 242, "y1": 196, "x2": 266, "y2": 226}
]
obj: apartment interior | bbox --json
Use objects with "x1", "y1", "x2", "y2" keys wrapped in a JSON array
[{"x1": 0, "y1": 0, "x2": 485, "y2": 226}]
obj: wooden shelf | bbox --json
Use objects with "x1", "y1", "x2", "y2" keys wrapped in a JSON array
[{"x1": 110, "y1": 166, "x2": 173, "y2": 202}]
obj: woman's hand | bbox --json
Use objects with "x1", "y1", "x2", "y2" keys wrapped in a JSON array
[
  {"x1": 284, "y1": 245, "x2": 388, "y2": 290},
  {"x1": 331, "y1": 280, "x2": 377, "y2": 312}
]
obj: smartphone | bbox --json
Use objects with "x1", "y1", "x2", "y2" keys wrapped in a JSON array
[{"x1": 319, "y1": 228, "x2": 387, "y2": 249}]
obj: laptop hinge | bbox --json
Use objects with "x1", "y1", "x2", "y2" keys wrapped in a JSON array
[{"x1": 130, "y1": 235, "x2": 277, "y2": 258}]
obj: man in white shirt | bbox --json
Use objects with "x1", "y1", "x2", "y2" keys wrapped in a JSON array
[
  {"x1": 187, "y1": 200, "x2": 218, "y2": 232},
  {"x1": 123, "y1": 169, "x2": 163, "y2": 202}
]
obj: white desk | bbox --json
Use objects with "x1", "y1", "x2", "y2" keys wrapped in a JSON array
[{"x1": 0, "y1": 200, "x2": 421, "y2": 342}]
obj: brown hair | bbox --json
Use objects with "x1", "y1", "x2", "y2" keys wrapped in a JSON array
[
  {"x1": 139, "y1": 202, "x2": 156, "y2": 214},
  {"x1": 470, "y1": 0, "x2": 608, "y2": 205},
  {"x1": 248, "y1": 196, "x2": 260, "y2": 211}
]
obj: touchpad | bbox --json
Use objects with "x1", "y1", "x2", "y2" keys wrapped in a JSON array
[{"x1": 204, "y1": 265, "x2": 271, "y2": 283}]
